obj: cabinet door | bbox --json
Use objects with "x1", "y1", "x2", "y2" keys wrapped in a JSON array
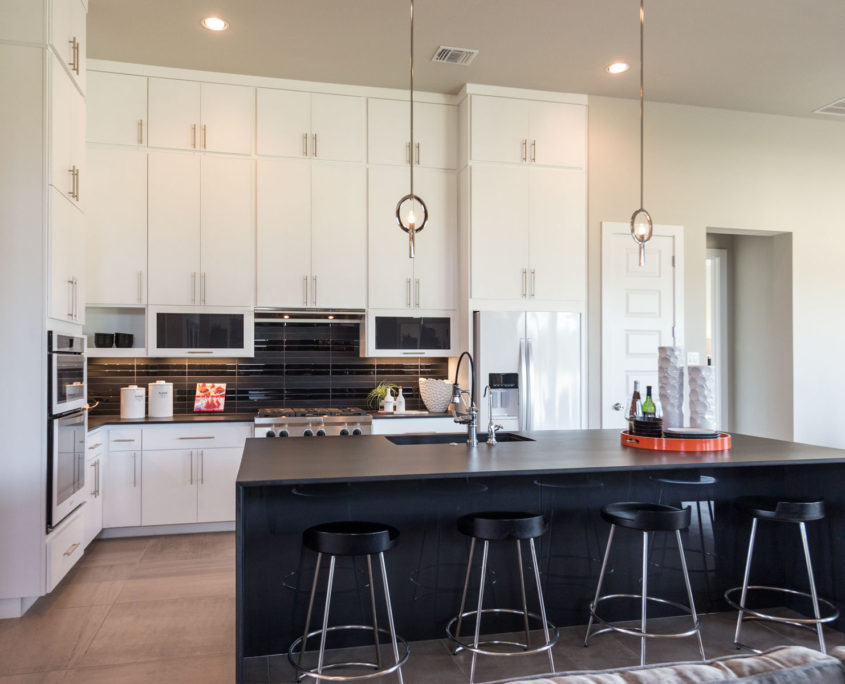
[
  {"x1": 528, "y1": 168, "x2": 586, "y2": 302},
  {"x1": 141, "y1": 449, "x2": 197, "y2": 526},
  {"x1": 311, "y1": 163, "x2": 367, "y2": 309},
  {"x1": 49, "y1": 0, "x2": 86, "y2": 93},
  {"x1": 368, "y1": 99, "x2": 457, "y2": 170},
  {"x1": 86, "y1": 147, "x2": 147, "y2": 305},
  {"x1": 49, "y1": 187, "x2": 84, "y2": 323},
  {"x1": 368, "y1": 166, "x2": 415, "y2": 309},
  {"x1": 201, "y1": 82, "x2": 254, "y2": 155},
  {"x1": 470, "y1": 165, "x2": 529, "y2": 301},
  {"x1": 196, "y1": 448, "x2": 241, "y2": 522},
  {"x1": 148, "y1": 151, "x2": 201, "y2": 305},
  {"x1": 256, "y1": 158, "x2": 312, "y2": 307},
  {"x1": 256, "y1": 88, "x2": 310, "y2": 158},
  {"x1": 528, "y1": 101, "x2": 586, "y2": 169},
  {"x1": 87, "y1": 71, "x2": 147, "y2": 146},
  {"x1": 310, "y1": 93, "x2": 365, "y2": 163},
  {"x1": 148, "y1": 78, "x2": 201, "y2": 150},
  {"x1": 415, "y1": 102, "x2": 458, "y2": 170},
  {"x1": 200, "y1": 156, "x2": 255, "y2": 306},
  {"x1": 470, "y1": 95, "x2": 530, "y2": 164},
  {"x1": 83, "y1": 457, "x2": 102, "y2": 547},
  {"x1": 102, "y1": 450, "x2": 141, "y2": 528},
  {"x1": 50, "y1": 56, "x2": 77, "y2": 203},
  {"x1": 411, "y1": 168, "x2": 458, "y2": 310}
]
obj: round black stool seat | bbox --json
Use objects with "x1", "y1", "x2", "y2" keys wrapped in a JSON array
[
  {"x1": 601, "y1": 502, "x2": 691, "y2": 532},
  {"x1": 302, "y1": 521, "x2": 399, "y2": 556},
  {"x1": 735, "y1": 496, "x2": 824, "y2": 523},
  {"x1": 457, "y1": 511, "x2": 546, "y2": 540}
]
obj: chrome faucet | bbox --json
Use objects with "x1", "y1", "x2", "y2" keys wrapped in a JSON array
[
  {"x1": 483, "y1": 385, "x2": 503, "y2": 446},
  {"x1": 451, "y1": 351, "x2": 479, "y2": 447}
]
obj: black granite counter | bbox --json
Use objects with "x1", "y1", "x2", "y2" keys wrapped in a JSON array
[{"x1": 88, "y1": 412, "x2": 255, "y2": 430}]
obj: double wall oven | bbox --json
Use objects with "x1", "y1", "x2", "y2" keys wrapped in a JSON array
[{"x1": 47, "y1": 332, "x2": 87, "y2": 531}]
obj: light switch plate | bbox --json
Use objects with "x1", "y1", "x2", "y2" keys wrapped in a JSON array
[{"x1": 687, "y1": 352, "x2": 701, "y2": 365}]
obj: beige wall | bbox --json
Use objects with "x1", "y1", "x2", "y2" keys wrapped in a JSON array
[{"x1": 587, "y1": 96, "x2": 845, "y2": 447}]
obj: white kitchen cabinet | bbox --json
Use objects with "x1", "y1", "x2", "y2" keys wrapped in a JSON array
[
  {"x1": 257, "y1": 159, "x2": 366, "y2": 309},
  {"x1": 141, "y1": 449, "x2": 197, "y2": 526},
  {"x1": 147, "y1": 78, "x2": 201, "y2": 151},
  {"x1": 470, "y1": 96, "x2": 529, "y2": 165},
  {"x1": 86, "y1": 71, "x2": 147, "y2": 146},
  {"x1": 200, "y1": 82, "x2": 255, "y2": 155},
  {"x1": 46, "y1": 506, "x2": 85, "y2": 592},
  {"x1": 257, "y1": 88, "x2": 364, "y2": 162},
  {"x1": 83, "y1": 436, "x2": 103, "y2": 547},
  {"x1": 368, "y1": 166, "x2": 457, "y2": 310},
  {"x1": 86, "y1": 146, "x2": 147, "y2": 305},
  {"x1": 102, "y1": 449, "x2": 141, "y2": 528},
  {"x1": 528, "y1": 100, "x2": 586, "y2": 168},
  {"x1": 196, "y1": 447, "x2": 242, "y2": 522},
  {"x1": 368, "y1": 98, "x2": 457, "y2": 170},
  {"x1": 371, "y1": 417, "x2": 462, "y2": 435},
  {"x1": 50, "y1": 52, "x2": 85, "y2": 208},
  {"x1": 49, "y1": 0, "x2": 86, "y2": 93},
  {"x1": 49, "y1": 186, "x2": 85, "y2": 324}
]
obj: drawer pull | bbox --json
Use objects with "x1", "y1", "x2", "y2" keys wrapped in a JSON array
[
  {"x1": 63, "y1": 542, "x2": 80, "y2": 557},
  {"x1": 88, "y1": 442, "x2": 103, "y2": 450},
  {"x1": 113, "y1": 438, "x2": 136, "y2": 443},
  {"x1": 178, "y1": 436, "x2": 215, "y2": 440}
]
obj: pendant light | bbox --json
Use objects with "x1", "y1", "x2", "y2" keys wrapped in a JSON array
[
  {"x1": 394, "y1": 0, "x2": 428, "y2": 258},
  {"x1": 630, "y1": 0, "x2": 652, "y2": 267}
]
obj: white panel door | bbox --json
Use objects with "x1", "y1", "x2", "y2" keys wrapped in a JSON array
[
  {"x1": 148, "y1": 151, "x2": 201, "y2": 305},
  {"x1": 83, "y1": 457, "x2": 102, "y2": 547},
  {"x1": 256, "y1": 88, "x2": 311, "y2": 158},
  {"x1": 412, "y1": 168, "x2": 458, "y2": 310},
  {"x1": 200, "y1": 156, "x2": 255, "y2": 306},
  {"x1": 527, "y1": 167, "x2": 586, "y2": 303},
  {"x1": 311, "y1": 93, "x2": 365, "y2": 163},
  {"x1": 601, "y1": 223, "x2": 683, "y2": 428},
  {"x1": 256, "y1": 158, "x2": 312, "y2": 307},
  {"x1": 102, "y1": 450, "x2": 141, "y2": 528},
  {"x1": 49, "y1": 0, "x2": 86, "y2": 93},
  {"x1": 368, "y1": 99, "x2": 457, "y2": 170},
  {"x1": 49, "y1": 187, "x2": 75, "y2": 322},
  {"x1": 201, "y1": 82, "x2": 254, "y2": 155},
  {"x1": 148, "y1": 78, "x2": 201, "y2": 150},
  {"x1": 86, "y1": 146, "x2": 147, "y2": 305},
  {"x1": 368, "y1": 166, "x2": 415, "y2": 309},
  {"x1": 310, "y1": 163, "x2": 367, "y2": 309},
  {"x1": 470, "y1": 165, "x2": 529, "y2": 300},
  {"x1": 196, "y1": 448, "x2": 241, "y2": 522},
  {"x1": 87, "y1": 71, "x2": 147, "y2": 146},
  {"x1": 141, "y1": 449, "x2": 197, "y2": 526},
  {"x1": 50, "y1": 56, "x2": 78, "y2": 203},
  {"x1": 470, "y1": 95, "x2": 529, "y2": 164},
  {"x1": 528, "y1": 101, "x2": 586, "y2": 168},
  {"x1": 367, "y1": 98, "x2": 411, "y2": 167}
]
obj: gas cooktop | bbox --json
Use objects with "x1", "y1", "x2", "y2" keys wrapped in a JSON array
[
  {"x1": 256, "y1": 407, "x2": 368, "y2": 418},
  {"x1": 253, "y1": 407, "x2": 372, "y2": 438}
]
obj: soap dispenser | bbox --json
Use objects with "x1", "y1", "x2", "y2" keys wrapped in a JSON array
[
  {"x1": 396, "y1": 387, "x2": 406, "y2": 414},
  {"x1": 383, "y1": 387, "x2": 395, "y2": 413}
]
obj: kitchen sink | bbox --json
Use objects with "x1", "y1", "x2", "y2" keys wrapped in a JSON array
[{"x1": 385, "y1": 433, "x2": 534, "y2": 446}]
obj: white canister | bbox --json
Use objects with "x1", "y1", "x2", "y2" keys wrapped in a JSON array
[
  {"x1": 120, "y1": 385, "x2": 146, "y2": 420},
  {"x1": 148, "y1": 380, "x2": 174, "y2": 418}
]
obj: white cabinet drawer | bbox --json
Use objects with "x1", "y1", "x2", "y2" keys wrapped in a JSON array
[
  {"x1": 109, "y1": 429, "x2": 142, "y2": 451},
  {"x1": 46, "y1": 506, "x2": 85, "y2": 592},
  {"x1": 87, "y1": 431, "x2": 105, "y2": 462},
  {"x1": 142, "y1": 423, "x2": 251, "y2": 450}
]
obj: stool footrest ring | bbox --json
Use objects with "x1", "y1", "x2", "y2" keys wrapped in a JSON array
[
  {"x1": 446, "y1": 608, "x2": 559, "y2": 658},
  {"x1": 588, "y1": 593, "x2": 702, "y2": 640},
  {"x1": 724, "y1": 585, "x2": 840, "y2": 626}
]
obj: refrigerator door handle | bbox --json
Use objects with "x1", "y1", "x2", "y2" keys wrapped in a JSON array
[
  {"x1": 525, "y1": 338, "x2": 535, "y2": 431},
  {"x1": 519, "y1": 338, "x2": 528, "y2": 430}
]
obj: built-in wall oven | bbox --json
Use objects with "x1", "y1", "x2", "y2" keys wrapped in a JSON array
[{"x1": 47, "y1": 332, "x2": 87, "y2": 531}]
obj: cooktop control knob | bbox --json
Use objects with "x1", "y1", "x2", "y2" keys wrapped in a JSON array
[
  {"x1": 303, "y1": 428, "x2": 314, "y2": 437},
  {"x1": 265, "y1": 429, "x2": 276, "y2": 438},
  {"x1": 339, "y1": 424, "x2": 350, "y2": 436},
  {"x1": 278, "y1": 429, "x2": 290, "y2": 438},
  {"x1": 316, "y1": 428, "x2": 327, "y2": 437},
  {"x1": 352, "y1": 426, "x2": 363, "y2": 436}
]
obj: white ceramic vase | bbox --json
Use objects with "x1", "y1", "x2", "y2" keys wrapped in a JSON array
[
  {"x1": 688, "y1": 364, "x2": 717, "y2": 430},
  {"x1": 658, "y1": 346, "x2": 684, "y2": 429}
]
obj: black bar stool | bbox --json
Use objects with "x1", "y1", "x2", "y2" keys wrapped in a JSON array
[
  {"x1": 288, "y1": 521, "x2": 409, "y2": 682},
  {"x1": 446, "y1": 511, "x2": 558, "y2": 684},
  {"x1": 584, "y1": 502, "x2": 705, "y2": 667},
  {"x1": 724, "y1": 496, "x2": 839, "y2": 654}
]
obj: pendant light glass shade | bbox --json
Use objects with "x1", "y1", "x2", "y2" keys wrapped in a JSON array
[
  {"x1": 629, "y1": 0, "x2": 652, "y2": 267},
  {"x1": 394, "y1": 0, "x2": 428, "y2": 258}
]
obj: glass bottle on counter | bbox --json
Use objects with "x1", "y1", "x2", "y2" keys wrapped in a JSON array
[
  {"x1": 627, "y1": 381, "x2": 641, "y2": 432},
  {"x1": 642, "y1": 385, "x2": 656, "y2": 417}
]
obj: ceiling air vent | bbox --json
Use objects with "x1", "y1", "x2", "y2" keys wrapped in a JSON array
[
  {"x1": 431, "y1": 46, "x2": 479, "y2": 66},
  {"x1": 814, "y1": 97, "x2": 845, "y2": 117}
]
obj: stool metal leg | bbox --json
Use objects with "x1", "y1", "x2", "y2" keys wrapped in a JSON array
[
  {"x1": 316, "y1": 555, "x2": 336, "y2": 676},
  {"x1": 529, "y1": 537, "x2": 556, "y2": 674},
  {"x1": 640, "y1": 530, "x2": 648, "y2": 667},
  {"x1": 516, "y1": 539, "x2": 532, "y2": 650},
  {"x1": 734, "y1": 517, "x2": 758, "y2": 648},
  {"x1": 799, "y1": 522, "x2": 827, "y2": 654},
  {"x1": 453, "y1": 537, "x2": 476, "y2": 651},
  {"x1": 676, "y1": 530, "x2": 706, "y2": 661},
  {"x1": 366, "y1": 554, "x2": 383, "y2": 669},
  {"x1": 299, "y1": 552, "x2": 323, "y2": 668},
  {"x1": 378, "y1": 552, "x2": 405, "y2": 684},
  {"x1": 469, "y1": 540, "x2": 490, "y2": 684},
  {"x1": 584, "y1": 524, "x2": 616, "y2": 647}
]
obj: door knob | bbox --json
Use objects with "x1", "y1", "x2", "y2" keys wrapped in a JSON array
[{"x1": 612, "y1": 402, "x2": 624, "y2": 411}]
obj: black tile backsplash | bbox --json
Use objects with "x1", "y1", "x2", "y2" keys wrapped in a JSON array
[{"x1": 88, "y1": 322, "x2": 450, "y2": 416}]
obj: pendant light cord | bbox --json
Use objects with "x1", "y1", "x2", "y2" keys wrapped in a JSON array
[
  {"x1": 639, "y1": 0, "x2": 644, "y2": 210},
  {"x1": 409, "y1": 0, "x2": 415, "y2": 208}
]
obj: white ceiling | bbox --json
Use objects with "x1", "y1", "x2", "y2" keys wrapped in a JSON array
[{"x1": 88, "y1": 0, "x2": 845, "y2": 120}]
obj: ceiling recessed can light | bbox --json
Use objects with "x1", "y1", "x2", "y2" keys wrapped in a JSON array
[
  {"x1": 606, "y1": 62, "x2": 629, "y2": 74},
  {"x1": 201, "y1": 16, "x2": 228, "y2": 31}
]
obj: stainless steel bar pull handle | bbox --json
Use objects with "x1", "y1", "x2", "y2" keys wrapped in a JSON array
[
  {"x1": 202, "y1": 124, "x2": 208, "y2": 149},
  {"x1": 201, "y1": 272, "x2": 207, "y2": 304},
  {"x1": 189, "y1": 451, "x2": 193, "y2": 485},
  {"x1": 113, "y1": 438, "x2": 136, "y2": 443},
  {"x1": 132, "y1": 452, "x2": 137, "y2": 487},
  {"x1": 531, "y1": 139, "x2": 536, "y2": 163},
  {"x1": 67, "y1": 279, "x2": 74, "y2": 318},
  {"x1": 521, "y1": 268, "x2": 527, "y2": 298},
  {"x1": 63, "y1": 542, "x2": 80, "y2": 557},
  {"x1": 312, "y1": 133, "x2": 317, "y2": 157},
  {"x1": 74, "y1": 168, "x2": 79, "y2": 202},
  {"x1": 90, "y1": 462, "x2": 97, "y2": 495},
  {"x1": 68, "y1": 38, "x2": 79, "y2": 74},
  {"x1": 521, "y1": 139, "x2": 527, "y2": 162},
  {"x1": 530, "y1": 269, "x2": 536, "y2": 297},
  {"x1": 138, "y1": 120, "x2": 144, "y2": 144},
  {"x1": 96, "y1": 460, "x2": 101, "y2": 497},
  {"x1": 178, "y1": 436, "x2": 215, "y2": 440},
  {"x1": 137, "y1": 271, "x2": 143, "y2": 303},
  {"x1": 192, "y1": 124, "x2": 197, "y2": 149},
  {"x1": 191, "y1": 272, "x2": 197, "y2": 304},
  {"x1": 303, "y1": 275, "x2": 309, "y2": 305},
  {"x1": 406, "y1": 278, "x2": 411, "y2": 307},
  {"x1": 200, "y1": 450, "x2": 204, "y2": 485},
  {"x1": 415, "y1": 278, "x2": 420, "y2": 307},
  {"x1": 312, "y1": 275, "x2": 317, "y2": 306},
  {"x1": 303, "y1": 133, "x2": 308, "y2": 156},
  {"x1": 415, "y1": 142, "x2": 420, "y2": 165},
  {"x1": 68, "y1": 166, "x2": 76, "y2": 199}
]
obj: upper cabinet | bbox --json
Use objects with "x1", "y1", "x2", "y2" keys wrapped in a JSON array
[
  {"x1": 368, "y1": 99, "x2": 457, "y2": 170},
  {"x1": 49, "y1": 0, "x2": 86, "y2": 93},
  {"x1": 50, "y1": 52, "x2": 85, "y2": 211},
  {"x1": 257, "y1": 89, "x2": 365, "y2": 163},
  {"x1": 148, "y1": 78, "x2": 254, "y2": 154},
  {"x1": 470, "y1": 95, "x2": 586, "y2": 168},
  {"x1": 87, "y1": 71, "x2": 147, "y2": 146}
]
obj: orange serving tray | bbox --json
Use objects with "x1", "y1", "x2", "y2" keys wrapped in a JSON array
[{"x1": 621, "y1": 431, "x2": 732, "y2": 452}]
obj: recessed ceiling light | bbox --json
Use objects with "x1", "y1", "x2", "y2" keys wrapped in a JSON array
[
  {"x1": 606, "y1": 62, "x2": 629, "y2": 74},
  {"x1": 201, "y1": 16, "x2": 228, "y2": 31}
]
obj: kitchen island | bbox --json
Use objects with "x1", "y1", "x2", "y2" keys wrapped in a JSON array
[{"x1": 236, "y1": 429, "x2": 845, "y2": 680}]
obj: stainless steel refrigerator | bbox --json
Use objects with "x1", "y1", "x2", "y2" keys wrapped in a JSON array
[{"x1": 473, "y1": 311, "x2": 582, "y2": 432}]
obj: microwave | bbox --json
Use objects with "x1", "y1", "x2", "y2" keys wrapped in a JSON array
[
  {"x1": 363, "y1": 311, "x2": 457, "y2": 357},
  {"x1": 148, "y1": 306, "x2": 254, "y2": 357}
]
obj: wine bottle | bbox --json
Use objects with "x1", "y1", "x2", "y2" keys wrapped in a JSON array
[
  {"x1": 627, "y1": 381, "x2": 641, "y2": 432},
  {"x1": 642, "y1": 385, "x2": 656, "y2": 417}
]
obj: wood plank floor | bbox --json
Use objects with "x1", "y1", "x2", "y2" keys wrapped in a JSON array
[{"x1": 1, "y1": 532, "x2": 842, "y2": 683}]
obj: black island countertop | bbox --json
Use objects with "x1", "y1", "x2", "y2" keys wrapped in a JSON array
[{"x1": 236, "y1": 428, "x2": 845, "y2": 486}]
